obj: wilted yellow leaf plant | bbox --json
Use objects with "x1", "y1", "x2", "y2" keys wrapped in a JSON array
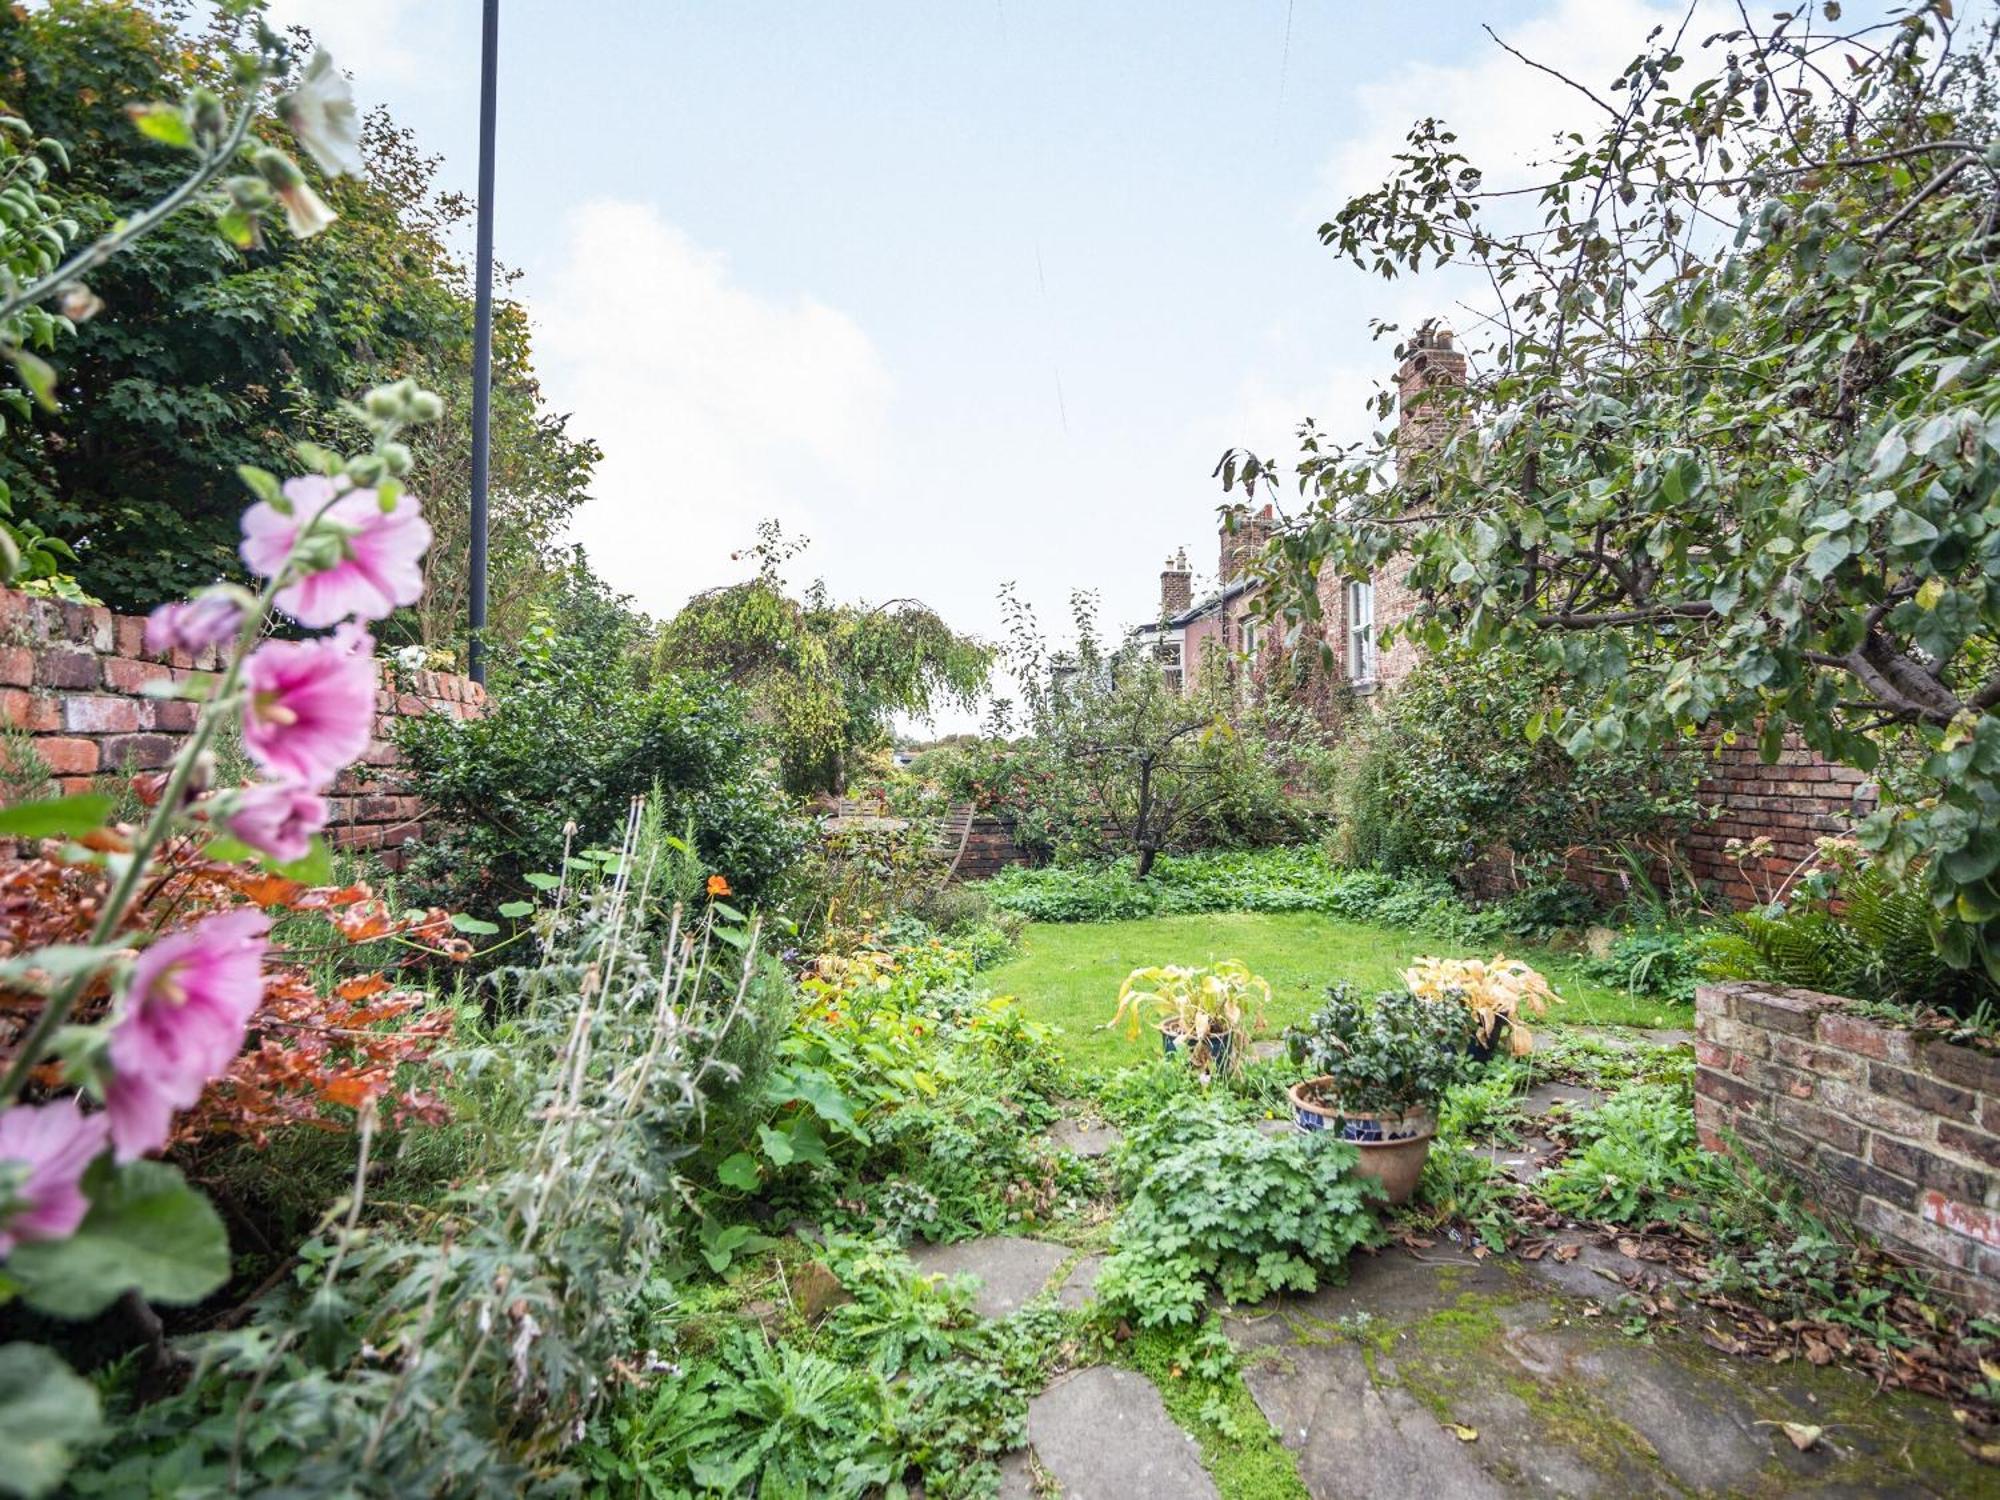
[
  {"x1": 1401, "y1": 954, "x2": 1561, "y2": 1056},
  {"x1": 1104, "y1": 960, "x2": 1269, "y2": 1076}
]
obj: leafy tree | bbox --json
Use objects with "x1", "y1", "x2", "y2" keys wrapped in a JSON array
[
  {"x1": 1002, "y1": 589, "x2": 1289, "y2": 878},
  {"x1": 0, "y1": 0, "x2": 596, "y2": 646},
  {"x1": 657, "y1": 522, "x2": 993, "y2": 796},
  {"x1": 1223, "y1": 3, "x2": 2000, "y2": 970}
]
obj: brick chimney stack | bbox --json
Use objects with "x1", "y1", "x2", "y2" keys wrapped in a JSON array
[
  {"x1": 1159, "y1": 549, "x2": 1192, "y2": 620},
  {"x1": 1395, "y1": 319, "x2": 1467, "y2": 475},
  {"x1": 1219, "y1": 503, "x2": 1277, "y2": 585}
]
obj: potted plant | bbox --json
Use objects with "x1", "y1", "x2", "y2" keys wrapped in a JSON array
[
  {"x1": 1105, "y1": 960, "x2": 1268, "y2": 1077},
  {"x1": 1283, "y1": 985, "x2": 1469, "y2": 1204},
  {"x1": 1401, "y1": 953, "x2": 1562, "y2": 1059}
]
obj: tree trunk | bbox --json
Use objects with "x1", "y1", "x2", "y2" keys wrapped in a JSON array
[{"x1": 1135, "y1": 844, "x2": 1157, "y2": 880}]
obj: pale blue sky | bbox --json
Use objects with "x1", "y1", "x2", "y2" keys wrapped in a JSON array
[{"x1": 272, "y1": 0, "x2": 1727, "y2": 725}]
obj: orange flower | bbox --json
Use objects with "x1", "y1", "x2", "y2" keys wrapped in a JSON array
[{"x1": 706, "y1": 874, "x2": 731, "y2": 898}]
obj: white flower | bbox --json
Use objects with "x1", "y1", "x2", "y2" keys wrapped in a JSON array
[
  {"x1": 280, "y1": 50, "x2": 364, "y2": 178},
  {"x1": 396, "y1": 644, "x2": 427, "y2": 672}
]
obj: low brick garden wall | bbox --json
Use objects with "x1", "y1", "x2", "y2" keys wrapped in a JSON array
[
  {"x1": 1, "y1": 588, "x2": 483, "y2": 863},
  {"x1": 1695, "y1": 979, "x2": 2000, "y2": 1313}
]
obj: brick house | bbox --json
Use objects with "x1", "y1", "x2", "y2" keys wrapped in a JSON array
[
  {"x1": 1126, "y1": 322, "x2": 1873, "y2": 905},
  {"x1": 1134, "y1": 323, "x2": 1463, "y2": 700}
]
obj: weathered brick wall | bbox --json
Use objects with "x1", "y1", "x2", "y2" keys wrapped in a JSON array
[
  {"x1": 1695, "y1": 980, "x2": 2000, "y2": 1314},
  {"x1": 0, "y1": 588, "x2": 483, "y2": 864},
  {"x1": 1683, "y1": 735, "x2": 1875, "y2": 906},
  {"x1": 954, "y1": 814, "x2": 1038, "y2": 881}
]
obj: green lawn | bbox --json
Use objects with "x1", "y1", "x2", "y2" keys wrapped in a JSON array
[{"x1": 984, "y1": 911, "x2": 1690, "y2": 1070}]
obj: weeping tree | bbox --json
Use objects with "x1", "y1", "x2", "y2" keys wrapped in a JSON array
[
  {"x1": 1222, "y1": 2, "x2": 2000, "y2": 972},
  {"x1": 657, "y1": 522, "x2": 993, "y2": 795}
]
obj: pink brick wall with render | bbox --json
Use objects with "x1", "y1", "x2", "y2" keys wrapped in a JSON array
[
  {"x1": 0, "y1": 588, "x2": 484, "y2": 865},
  {"x1": 1695, "y1": 980, "x2": 2000, "y2": 1314}
]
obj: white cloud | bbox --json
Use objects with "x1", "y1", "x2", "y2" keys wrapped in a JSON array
[
  {"x1": 262, "y1": 0, "x2": 436, "y2": 84},
  {"x1": 1235, "y1": 0, "x2": 1742, "y2": 478},
  {"x1": 1323, "y1": 0, "x2": 1735, "y2": 203},
  {"x1": 534, "y1": 200, "x2": 893, "y2": 617}
]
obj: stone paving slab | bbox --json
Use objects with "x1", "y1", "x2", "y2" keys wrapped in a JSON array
[
  {"x1": 1222, "y1": 1246, "x2": 1982, "y2": 1498},
  {"x1": 1048, "y1": 1116, "x2": 1122, "y2": 1158},
  {"x1": 908, "y1": 1235, "x2": 1068, "y2": 1319},
  {"x1": 1517, "y1": 1080, "x2": 1606, "y2": 1117},
  {"x1": 1056, "y1": 1252, "x2": 1106, "y2": 1310},
  {"x1": 1024, "y1": 1366, "x2": 1219, "y2": 1499},
  {"x1": 1469, "y1": 1136, "x2": 1559, "y2": 1184}
]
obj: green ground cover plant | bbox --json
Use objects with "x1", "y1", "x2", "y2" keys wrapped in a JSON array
[
  {"x1": 1537, "y1": 1080, "x2": 1729, "y2": 1226},
  {"x1": 1097, "y1": 1085, "x2": 1384, "y2": 1327},
  {"x1": 985, "y1": 910, "x2": 1683, "y2": 1071},
  {"x1": 980, "y1": 845, "x2": 1615, "y2": 945}
]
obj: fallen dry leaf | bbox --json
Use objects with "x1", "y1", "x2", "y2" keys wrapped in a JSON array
[
  {"x1": 1756, "y1": 1420, "x2": 1822, "y2": 1452},
  {"x1": 1446, "y1": 1424, "x2": 1478, "y2": 1442}
]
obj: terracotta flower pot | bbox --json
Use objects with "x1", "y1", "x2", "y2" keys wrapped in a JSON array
[{"x1": 1287, "y1": 1077, "x2": 1435, "y2": 1206}]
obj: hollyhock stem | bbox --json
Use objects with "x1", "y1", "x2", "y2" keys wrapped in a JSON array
[{"x1": 0, "y1": 485, "x2": 353, "y2": 1107}]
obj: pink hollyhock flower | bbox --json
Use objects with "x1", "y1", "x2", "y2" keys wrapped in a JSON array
[
  {"x1": 104, "y1": 910, "x2": 271, "y2": 1161},
  {"x1": 225, "y1": 781, "x2": 329, "y2": 863},
  {"x1": 241, "y1": 475, "x2": 431, "y2": 628},
  {"x1": 0, "y1": 1096, "x2": 110, "y2": 1255},
  {"x1": 145, "y1": 591, "x2": 245, "y2": 655},
  {"x1": 241, "y1": 624, "x2": 377, "y2": 790}
]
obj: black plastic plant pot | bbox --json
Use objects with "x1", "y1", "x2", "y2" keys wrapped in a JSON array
[
  {"x1": 1467, "y1": 1019, "x2": 1507, "y2": 1063},
  {"x1": 1160, "y1": 1022, "x2": 1231, "y2": 1072}
]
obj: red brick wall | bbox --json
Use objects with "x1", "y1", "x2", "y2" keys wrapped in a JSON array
[
  {"x1": 954, "y1": 814, "x2": 1038, "y2": 881},
  {"x1": 1683, "y1": 734, "x2": 1875, "y2": 906},
  {"x1": 1695, "y1": 980, "x2": 2000, "y2": 1314},
  {"x1": 0, "y1": 588, "x2": 483, "y2": 864}
]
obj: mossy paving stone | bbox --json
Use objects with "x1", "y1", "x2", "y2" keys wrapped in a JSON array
[
  {"x1": 1048, "y1": 1116, "x2": 1123, "y2": 1159},
  {"x1": 1056, "y1": 1252, "x2": 1106, "y2": 1310},
  {"x1": 1013, "y1": 1366, "x2": 1221, "y2": 1500},
  {"x1": 908, "y1": 1235, "x2": 1070, "y2": 1320},
  {"x1": 1221, "y1": 1246, "x2": 1985, "y2": 1498}
]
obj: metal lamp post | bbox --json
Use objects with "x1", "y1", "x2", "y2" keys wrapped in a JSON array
[{"x1": 468, "y1": 0, "x2": 498, "y2": 683}]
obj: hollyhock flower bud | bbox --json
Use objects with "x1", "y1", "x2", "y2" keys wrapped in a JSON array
[
  {"x1": 241, "y1": 475, "x2": 432, "y2": 628},
  {"x1": 103, "y1": 911, "x2": 271, "y2": 1161},
  {"x1": 145, "y1": 590, "x2": 246, "y2": 655},
  {"x1": 225, "y1": 781, "x2": 329, "y2": 863},
  {"x1": 0, "y1": 1097, "x2": 110, "y2": 1255},
  {"x1": 241, "y1": 624, "x2": 377, "y2": 790},
  {"x1": 252, "y1": 148, "x2": 338, "y2": 238}
]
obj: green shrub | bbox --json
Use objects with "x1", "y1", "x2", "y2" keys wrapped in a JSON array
[
  {"x1": 979, "y1": 846, "x2": 1583, "y2": 942},
  {"x1": 1580, "y1": 927, "x2": 1706, "y2": 1003},
  {"x1": 1097, "y1": 1094, "x2": 1384, "y2": 1326},
  {"x1": 1284, "y1": 985, "x2": 1471, "y2": 1117},
  {"x1": 1335, "y1": 647, "x2": 1703, "y2": 889},
  {"x1": 398, "y1": 577, "x2": 809, "y2": 912},
  {"x1": 1703, "y1": 850, "x2": 1998, "y2": 1020}
]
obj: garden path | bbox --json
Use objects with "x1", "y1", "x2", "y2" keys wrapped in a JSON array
[
  {"x1": 912, "y1": 1073, "x2": 1986, "y2": 1498},
  {"x1": 1224, "y1": 1242, "x2": 1976, "y2": 1498},
  {"x1": 1218, "y1": 1075, "x2": 1983, "y2": 1497},
  {"x1": 905, "y1": 1230, "x2": 1216, "y2": 1498}
]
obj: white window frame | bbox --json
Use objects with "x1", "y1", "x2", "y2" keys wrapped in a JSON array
[{"x1": 1347, "y1": 580, "x2": 1376, "y2": 684}]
